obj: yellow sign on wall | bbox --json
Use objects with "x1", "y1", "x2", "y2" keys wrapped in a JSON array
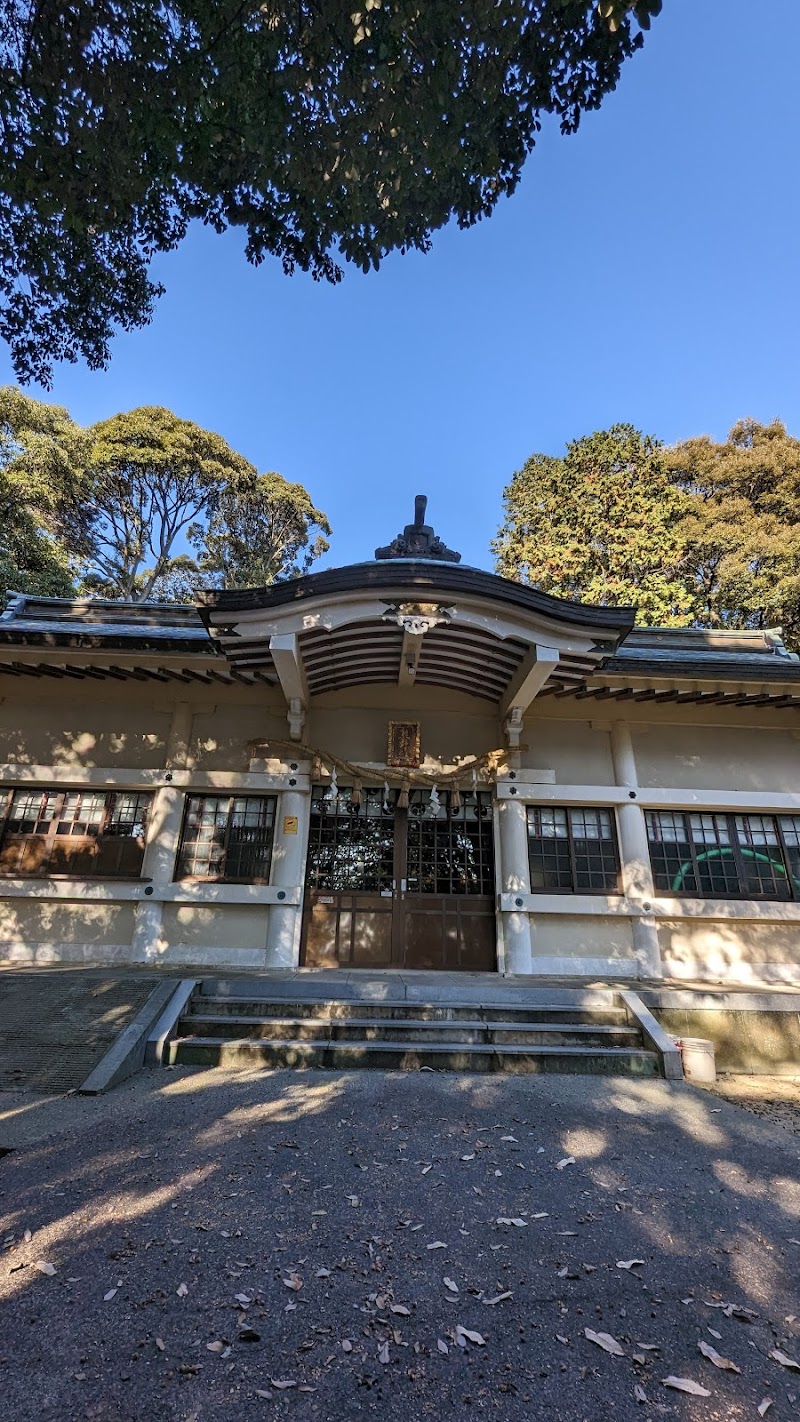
[{"x1": 283, "y1": 815, "x2": 299, "y2": 835}]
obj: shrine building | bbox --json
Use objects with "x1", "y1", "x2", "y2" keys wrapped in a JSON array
[{"x1": 1, "y1": 497, "x2": 800, "y2": 985}]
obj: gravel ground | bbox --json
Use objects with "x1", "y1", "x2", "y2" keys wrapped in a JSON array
[
  {"x1": 711, "y1": 1075, "x2": 800, "y2": 1135},
  {"x1": 1, "y1": 1068, "x2": 800, "y2": 1422}
]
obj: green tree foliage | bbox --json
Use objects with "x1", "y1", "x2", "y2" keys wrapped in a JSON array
[
  {"x1": 667, "y1": 419, "x2": 800, "y2": 645},
  {"x1": 0, "y1": 389, "x2": 332, "y2": 602},
  {"x1": 0, "y1": 476, "x2": 74, "y2": 600},
  {"x1": 79, "y1": 407, "x2": 258, "y2": 601},
  {"x1": 0, "y1": 387, "x2": 90, "y2": 600},
  {"x1": 196, "y1": 473, "x2": 331, "y2": 589},
  {"x1": 493, "y1": 424, "x2": 694, "y2": 625},
  {"x1": 0, "y1": 1, "x2": 661, "y2": 384}
]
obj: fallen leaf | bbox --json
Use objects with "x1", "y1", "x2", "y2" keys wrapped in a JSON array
[
  {"x1": 584, "y1": 1329, "x2": 624, "y2": 1356},
  {"x1": 496, "y1": 1217, "x2": 527, "y2": 1227},
  {"x1": 770, "y1": 1348, "x2": 800, "y2": 1371},
  {"x1": 500, "y1": 1135, "x2": 518, "y2": 1142},
  {"x1": 427, "y1": 1241, "x2": 447, "y2": 1250},
  {"x1": 390, "y1": 1304, "x2": 410, "y2": 1315},
  {"x1": 315, "y1": 1268, "x2": 331, "y2": 1279},
  {"x1": 437, "y1": 1338, "x2": 449, "y2": 1354},
  {"x1": 33, "y1": 1261, "x2": 56, "y2": 1277},
  {"x1": 378, "y1": 1341, "x2": 390, "y2": 1364},
  {"x1": 176, "y1": 1282, "x2": 188, "y2": 1297},
  {"x1": 282, "y1": 1272, "x2": 303, "y2": 1291},
  {"x1": 707, "y1": 1328, "x2": 722, "y2": 1339},
  {"x1": 455, "y1": 1325, "x2": 486, "y2": 1347},
  {"x1": 531, "y1": 1212, "x2": 549, "y2": 1220},
  {"x1": 616, "y1": 1260, "x2": 645, "y2": 1271},
  {"x1": 103, "y1": 1288, "x2": 118, "y2": 1301},
  {"x1": 270, "y1": 1379, "x2": 297, "y2": 1390},
  {"x1": 758, "y1": 1401, "x2": 773, "y2": 1417},
  {"x1": 557, "y1": 1157, "x2": 576, "y2": 1170},
  {"x1": 207, "y1": 1341, "x2": 225, "y2": 1353},
  {"x1": 698, "y1": 1340, "x2": 740, "y2": 1373},
  {"x1": 239, "y1": 1327, "x2": 261, "y2": 1342},
  {"x1": 23, "y1": 1229, "x2": 32, "y2": 1243},
  {"x1": 155, "y1": 1338, "x2": 165, "y2": 1352},
  {"x1": 634, "y1": 1384, "x2": 648, "y2": 1404},
  {"x1": 341, "y1": 1340, "x2": 352, "y2": 1353},
  {"x1": 662, "y1": 1376, "x2": 711, "y2": 1396},
  {"x1": 483, "y1": 1292, "x2": 513, "y2": 1306},
  {"x1": 461, "y1": 1154, "x2": 475, "y2": 1162},
  {"x1": 443, "y1": 1278, "x2": 458, "y2": 1293},
  {"x1": 255, "y1": 1388, "x2": 273, "y2": 1399}
]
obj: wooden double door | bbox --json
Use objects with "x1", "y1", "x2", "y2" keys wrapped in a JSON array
[{"x1": 300, "y1": 785, "x2": 496, "y2": 971}]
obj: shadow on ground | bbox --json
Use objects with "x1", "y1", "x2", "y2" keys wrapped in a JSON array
[{"x1": 1, "y1": 1068, "x2": 799, "y2": 1421}]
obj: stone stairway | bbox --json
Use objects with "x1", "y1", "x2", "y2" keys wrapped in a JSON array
[{"x1": 160, "y1": 979, "x2": 678, "y2": 1077}]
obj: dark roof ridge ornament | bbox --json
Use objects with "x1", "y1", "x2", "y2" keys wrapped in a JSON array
[{"x1": 375, "y1": 494, "x2": 461, "y2": 563}]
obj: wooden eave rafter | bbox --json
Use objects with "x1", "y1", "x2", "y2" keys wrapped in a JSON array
[{"x1": 539, "y1": 673, "x2": 800, "y2": 708}]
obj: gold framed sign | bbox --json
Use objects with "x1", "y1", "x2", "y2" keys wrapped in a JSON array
[{"x1": 387, "y1": 720, "x2": 421, "y2": 768}]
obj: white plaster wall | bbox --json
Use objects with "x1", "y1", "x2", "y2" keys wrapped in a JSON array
[
  {"x1": 309, "y1": 700, "x2": 500, "y2": 767},
  {"x1": 632, "y1": 725, "x2": 800, "y2": 793},
  {"x1": 0, "y1": 898, "x2": 135, "y2": 962},
  {"x1": 189, "y1": 707, "x2": 286, "y2": 770},
  {"x1": 0, "y1": 698, "x2": 171, "y2": 768},
  {"x1": 658, "y1": 917, "x2": 800, "y2": 972},
  {"x1": 161, "y1": 903, "x2": 270, "y2": 953},
  {"x1": 522, "y1": 718, "x2": 614, "y2": 784},
  {"x1": 530, "y1": 914, "x2": 635, "y2": 960}
]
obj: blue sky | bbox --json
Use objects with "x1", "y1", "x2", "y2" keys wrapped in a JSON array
[{"x1": 3, "y1": 0, "x2": 799, "y2": 574}]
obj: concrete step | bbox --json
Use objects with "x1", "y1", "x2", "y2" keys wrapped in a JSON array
[
  {"x1": 166, "y1": 1035, "x2": 660, "y2": 1076},
  {"x1": 190, "y1": 996, "x2": 630, "y2": 1026},
  {"x1": 181, "y1": 1013, "x2": 642, "y2": 1049}
]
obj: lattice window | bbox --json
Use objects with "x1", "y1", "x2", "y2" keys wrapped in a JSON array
[
  {"x1": 646, "y1": 810, "x2": 793, "y2": 900},
  {"x1": 0, "y1": 788, "x2": 152, "y2": 877},
  {"x1": 306, "y1": 785, "x2": 396, "y2": 893},
  {"x1": 406, "y1": 790, "x2": 494, "y2": 896},
  {"x1": 176, "y1": 795, "x2": 276, "y2": 882},
  {"x1": 527, "y1": 806, "x2": 621, "y2": 893}
]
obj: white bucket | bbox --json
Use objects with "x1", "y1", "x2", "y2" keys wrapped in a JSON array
[{"x1": 676, "y1": 1037, "x2": 717, "y2": 1085}]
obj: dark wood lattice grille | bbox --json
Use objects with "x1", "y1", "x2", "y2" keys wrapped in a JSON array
[
  {"x1": 306, "y1": 786, "x2": 397, "y2": 892},
  {"x1": 176, "y1": 794, "x2": 276, "y2": 882},
  {"x1": 0, "y1": 788, "x2": 152, "y2": 877},
  {"x1": 406, "y1": 789, "x2": 494, "y2": 895}
]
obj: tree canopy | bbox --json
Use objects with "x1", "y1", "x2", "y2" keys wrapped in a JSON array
[
  {"x1": 495, "y1": 418, "x2": 800, "y2": 650},
  {"x1": 493, "y1": 424, "x2": 694, "y2": 625},
  {"x1": 0, "y1": 389, "x2": 331, "y2": 602},
  {"x1": 0, "y1": 0, "x2": 661, "y2": 384},
  {"x1": 0, "y1": 386, "x2": 88, "y2": 599},
  {"x1": 196, "y1": 472, "x2": 331, "y2": 590},
  {"x1": 80, "y1": 407, "x2": 256, "y2": 601},
  {"x1": 667, "y1": 419, "x2": 800, "y2": 647}
]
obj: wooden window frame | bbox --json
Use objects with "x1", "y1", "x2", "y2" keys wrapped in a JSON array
[
  {"x1": 0, "y1": 787, "x2": 152, "y2": 879},
  {"x1": 526, "y1": 805, "x2": 622, "y2": 895},
  {"x1": 175, "y1": 793, "x2": 277, "y2": 884},
  {"x1": 645, "y1": 810, "x2": 798, "y2": 902}
]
